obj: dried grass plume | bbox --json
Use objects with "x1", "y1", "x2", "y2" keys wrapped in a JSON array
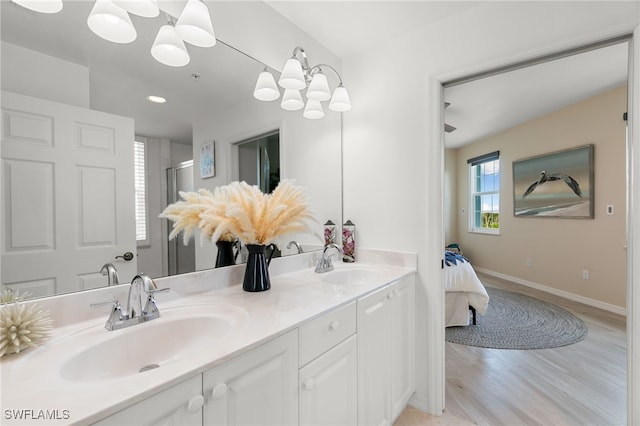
[{"x1": 161, "y1": 179, "x2": 316, "y2": 246}]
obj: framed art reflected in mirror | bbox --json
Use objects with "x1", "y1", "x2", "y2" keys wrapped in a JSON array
[{"x1": 200, "y1": 142, "x2": 215, "y2": 179}]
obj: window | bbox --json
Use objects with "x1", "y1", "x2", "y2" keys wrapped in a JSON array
[
  {"x1": 134, "y1": 139, "x2": 148, "y2": 243},
  {"x1": 468, "y1": 151, "x2": 500, "y2": 234}
]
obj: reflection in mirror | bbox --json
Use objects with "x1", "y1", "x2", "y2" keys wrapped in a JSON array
[
  {"x1": 238, "y1": 131, "x2": 280, "y2": 195},
  {"x1": 0, "y1": 1, "x2": 342, "y2": 300},
  {"x1": 167, "y1": 160, "x2": 195, "y2": 276}
]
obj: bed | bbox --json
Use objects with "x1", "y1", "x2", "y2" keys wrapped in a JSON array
[{"x1": 444, "y1": 251, "x2": 489, "y2": 327}]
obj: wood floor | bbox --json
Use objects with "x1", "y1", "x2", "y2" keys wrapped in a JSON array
[{"x1": 395, "y1": 273, "x2": 627, "y2": 426}]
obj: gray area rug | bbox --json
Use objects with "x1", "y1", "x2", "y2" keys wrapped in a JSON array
[{"x1": 446, "y1": 287, "x2": 588, "y2": 350}]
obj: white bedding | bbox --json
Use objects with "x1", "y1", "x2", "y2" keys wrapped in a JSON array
[{"x1": 445, "y1": 258, "x2": 489, "y2": 327}]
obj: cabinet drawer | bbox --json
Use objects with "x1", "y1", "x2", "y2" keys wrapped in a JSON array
[{"x1": 299, "y1": 301, "x2": 356, "y2": 367}]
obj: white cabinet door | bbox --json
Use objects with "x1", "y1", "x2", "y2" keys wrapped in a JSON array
[
  {"x1": 1, "y1": 91, "x2": 137, "y2": 297},
  {"x1": 299, "y1": 335, "x2": 357, "y2": 426},
  {"x1": 357, "y1": 285, "x2": 392, "y2": 426},
  {"x1": 203, "y1": 330, "x2": 298, "y2": 426},
  {"x1": 93, "y1": 375, "x2": 203, "y2": 426},
  {"x1": 390, "y1": 276, "x2": 415, "y2": 420},
  {"x1": 358, "y1": 276, "x2": 415, "y2": 426}
]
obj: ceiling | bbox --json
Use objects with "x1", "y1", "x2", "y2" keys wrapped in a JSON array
[
  {"x1": 264, "y1": 1, "x2": 629, "y2": 148},
  {"x1": 443, "y1": 42, "x2": 629, "y2": 148},
  {"x1": 1, "y1": 1, "x2": 630, "y2": 147},
  {"x1": 264, "y1": 1, "x2": 482, "y2": 59}
]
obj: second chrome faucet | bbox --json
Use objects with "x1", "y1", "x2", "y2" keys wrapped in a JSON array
[{"x1": 315, "y1": 243, "x2": 343, "y2": 273}]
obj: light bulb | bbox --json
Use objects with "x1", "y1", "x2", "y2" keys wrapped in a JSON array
[
  {"x1": 254, "y1": 70, "x2": 280, "y2": 101},
  {"x1": 151, "y1": 25, "x2": 190, "y2": 67},
  {"x1": 113, "y1": 0, "x2": 158, "y2": 17},
  {"x1": 307, "y1": 71, "x2": 331, "y2": 101},
  {"x1": 278, "y1": 58, "x2": 306, "y2": 90},
  {"x1": 11, "y1": 0, "x2": 62, "y2": 13},
  {"x1": 87, "y1": 0, "x2": 136, "y2": 44},
  {"x1": 329, "y1": 85, "x2": 351, "y2": 112},
  {"x1": 281, "y1": 89, "x2": 304, "y2": 111},
  {"x1": 303, "y1": 98, "x2": 324, "y2": 119},
  {"x1": 175, "y1": 0, "x2": 216, "y2": 48}
]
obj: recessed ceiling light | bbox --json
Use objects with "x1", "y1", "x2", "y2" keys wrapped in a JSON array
[{"x1": 146, "y1": 95, "x2": 166, "y2": 104}]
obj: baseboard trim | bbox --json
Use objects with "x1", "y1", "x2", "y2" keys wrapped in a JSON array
[
  {"x1": 475, "y1": 267, "x2": 627, "y2": 317},
  {"x1": 408, "y1": 392, "x2": 430, "y2": 415}
]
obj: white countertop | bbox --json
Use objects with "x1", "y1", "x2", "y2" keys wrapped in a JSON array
[{"x1": 0, "y1": 249, "x2": 416, "y2": 425}]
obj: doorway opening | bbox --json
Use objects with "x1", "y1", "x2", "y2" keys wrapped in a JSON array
[
  {"x1": 237, "y1": 131, "x2": 280, "y2": 194},
  {"x1": 441, "y1": 38, "x2": 630, "y2": 423},
  {"x1": 166, "y1": 160, "x2": 195, "y2": 276}
]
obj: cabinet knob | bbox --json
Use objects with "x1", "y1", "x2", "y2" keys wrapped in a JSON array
[
  {"x1": 211, "y1": 383, "x2": 228, "y2": 400},
  {"x1": 329, "y1": 320, "x2": 340, "y2": 331},
  {"x1": 303, "y1": 379, "x2": 315, "y2": 391},
  {"x1": 187, "y1": 395, "x2": 204, "y2": 413}
]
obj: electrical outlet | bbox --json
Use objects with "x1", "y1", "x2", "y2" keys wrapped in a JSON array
[
  {"x1": 526, "y1": 258, "x2": 532, "y2": 267},
  {"x1": 582, "y1": 270, "x2": 590, "y2": 280},
  {"x1": 607, "y1": 204, "x2": 614, "y2": 215}
]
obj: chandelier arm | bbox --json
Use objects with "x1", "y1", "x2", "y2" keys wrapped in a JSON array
[
  {"x1": 310, "y1": 63, "x2": 344, "y2": 86},
  {"x1": 291, "y1": 46, "x2": 310, "y2": 72}
]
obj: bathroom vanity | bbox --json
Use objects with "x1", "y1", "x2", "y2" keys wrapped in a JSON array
[{"x1": 1, "y1": 250, "x2": 416, "y2": 425}]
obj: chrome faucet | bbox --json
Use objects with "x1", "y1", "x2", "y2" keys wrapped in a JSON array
[
  {"x1": 100, "y1": 263, "x2": 119, "y2": 286},
  {"x1": 287, "y1": 240, "x2": 303, "y2": 254},
  {"x1": 315, "y1": 243, "x2": 342, "y2": 273},
  {"x1": 91, "y1": 273, "x2": 169, "y2": 331}
]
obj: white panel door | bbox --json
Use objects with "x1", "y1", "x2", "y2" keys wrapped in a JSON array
[{"x1": 1, "y1": 91, "x2": 137, "y2": 297}]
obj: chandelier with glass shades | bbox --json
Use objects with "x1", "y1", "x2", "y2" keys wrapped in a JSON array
[
  {"x1": 253, "y1": 47, "x2": 351, "y2": 120},
  {"x1": 10, "y1": 0, "x2": 215, "y2": 68}
]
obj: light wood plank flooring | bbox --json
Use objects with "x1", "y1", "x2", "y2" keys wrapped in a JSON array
[{"x1": 395, "y1": 273, "x2": 626, "y2": 426}]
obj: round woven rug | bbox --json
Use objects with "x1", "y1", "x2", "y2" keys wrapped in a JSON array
[{"x1": 446, "y1": 287, "x2": 588, "y2": 350}]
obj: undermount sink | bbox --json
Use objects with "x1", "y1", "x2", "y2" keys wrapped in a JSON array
[
  {"x1": 319, "y1": 267, "x2": 382, "y2": 297},
  {"x1": 320, "y1": 267, "x2": 381, "y2": 286},
  {"x1": 60, "y1": 314, "x2": 232, "y2": 382}
]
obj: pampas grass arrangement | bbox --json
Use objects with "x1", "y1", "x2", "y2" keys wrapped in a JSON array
[
  {"x1": 0, "y1": 301, "x2": 53, "y2": 357},
  {"x1": 161, "y1": 179, "x2": 316, "y2": 246}
]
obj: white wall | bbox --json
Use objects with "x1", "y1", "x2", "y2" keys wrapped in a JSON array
[
  {"x1": 341, "y1": 1, "x2": 640, "y2": 414},
  {"x1": 170, "y1": 142, "x2": 192, "y2": 166},
  {"x1": 191, "y1": 95, "x2": 341, "y2": 270},
  {"x1": 1, "y1": 42, "x2": 89, "y2": 108}
]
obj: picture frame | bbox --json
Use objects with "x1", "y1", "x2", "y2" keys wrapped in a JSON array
[
  {"x1": 513, "y1": 144, "x2": 594, "y2": 219},
  {"x1": 200, "y1": 141, "x2": 215, "y2": 179}
]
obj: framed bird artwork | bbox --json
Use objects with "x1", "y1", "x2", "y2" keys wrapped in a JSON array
[{"x1": 513, "y1": 144, "x2": 594, "y2": 218}]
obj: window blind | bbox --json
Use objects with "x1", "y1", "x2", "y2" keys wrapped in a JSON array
[
  {"x1": 134, "y1": 140, "x2": 147, "y2": 241},
  {"x1": 467, "y1": 151, "x2": 500, "y2": 166}
]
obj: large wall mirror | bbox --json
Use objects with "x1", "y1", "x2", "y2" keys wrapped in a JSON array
[{"x1": 1, "y1": 1, "x2": 342, "y2": 300}]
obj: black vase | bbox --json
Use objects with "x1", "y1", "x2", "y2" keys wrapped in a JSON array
[
  {"x1": 243, "y1": 244, "x2": 276, "y2": 292},
  {"x1": 215, "y1": 240, "x2": 237, "y2": 268}
]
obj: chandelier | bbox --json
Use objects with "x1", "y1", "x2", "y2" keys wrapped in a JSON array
[
  {"x1": 11, "y1": 0, "x2": 216, "y2": 68},
  {"x1": 253, "y1": 47, "x2": 351, "y2": 119}
]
